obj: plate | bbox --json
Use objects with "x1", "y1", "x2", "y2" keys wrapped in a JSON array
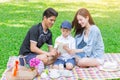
[
  {"x1": 59, "y1": 70, "x2": 73, "y2": 77},
  {"x1": 100, "y1": 66, "x2": 120, "y2": 72}
]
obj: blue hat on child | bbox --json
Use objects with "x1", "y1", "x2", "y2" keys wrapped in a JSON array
[{"x1": 61, "y1": 20, "x2": 72, "y2": 29}]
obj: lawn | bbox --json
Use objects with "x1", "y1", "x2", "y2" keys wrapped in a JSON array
[{"x1": 0, "y1": 0, "x2": 120, "y2": 78}]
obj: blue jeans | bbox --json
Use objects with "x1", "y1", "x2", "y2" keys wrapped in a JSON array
[
  {"x1": 19, "y1": 53, "x2": 37, "y2": 66},
  {"x1": 53, "y1": 58, "x2": 76, "y2": 67},
  {"x1": 76, "y1": 52, "x2": 85, "y2": 58}
]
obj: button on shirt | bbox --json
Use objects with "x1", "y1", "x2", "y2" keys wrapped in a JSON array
[{"x1": 54, "y1": 35, "x2": 76, "y2": 61}]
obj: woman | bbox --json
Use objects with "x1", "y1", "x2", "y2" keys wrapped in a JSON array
[{"x1": 72, "y1": 8, "x2": 104, "y2": 67}]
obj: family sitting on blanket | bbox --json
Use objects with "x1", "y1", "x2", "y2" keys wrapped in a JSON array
[{"x1": 19, "y1": 7, "x2": 104, "y2": 71}]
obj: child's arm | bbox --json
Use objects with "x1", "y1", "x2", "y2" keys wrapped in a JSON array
[
  {"x1": 63, "y1": 45, "x2": 84, "y2": 54},
  {"x1": 63, "y1": 44, "x2": 75, "y2": 54}
]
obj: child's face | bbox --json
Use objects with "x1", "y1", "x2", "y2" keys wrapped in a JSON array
[{"x1": 61, "y1": 28, "x2": 71, "y2": 38}]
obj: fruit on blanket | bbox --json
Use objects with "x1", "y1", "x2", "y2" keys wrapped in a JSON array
[
  {"x1": 41, "y1": 72, "x2": 48, "y2": 78},
  {"x1": 43, "y1": 69, "x2": 48, "y2": 74}
]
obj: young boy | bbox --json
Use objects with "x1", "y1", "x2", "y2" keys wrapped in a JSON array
[{"x1": 53, "y1": 20, "x2": 76, "y2": 70}]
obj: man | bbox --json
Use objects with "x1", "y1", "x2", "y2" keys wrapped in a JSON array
[{"x1": 19, "y1": 8, "x2": 58, "y2": 65}]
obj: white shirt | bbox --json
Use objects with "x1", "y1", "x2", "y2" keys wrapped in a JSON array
[{"x1": 54, "y1": 35, "x2": 76, "y2": 61}]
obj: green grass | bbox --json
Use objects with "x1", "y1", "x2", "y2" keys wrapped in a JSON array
[{"x1": 0, "y1": 0, "x2": 120, "y2": 78}]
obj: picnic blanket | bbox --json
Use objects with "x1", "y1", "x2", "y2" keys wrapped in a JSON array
[{"x1": 1, "y1": 53, "x2": 120, "y2": 80}]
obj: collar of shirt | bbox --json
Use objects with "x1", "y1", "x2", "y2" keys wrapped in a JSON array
[
  {"x1": 39, "y1": 23, "x2": 49, "y2": 35},
  {"x1": 60, "y1": 35, "x2": 71, "y2": 40}
]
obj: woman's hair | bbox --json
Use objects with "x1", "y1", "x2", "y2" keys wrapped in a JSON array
[
  {"x1": 72, "y1": 8, "x2": 95, "y2": 36},
  {"x1": 42, "y1": 8, "x2": 58, "y2": 19}
]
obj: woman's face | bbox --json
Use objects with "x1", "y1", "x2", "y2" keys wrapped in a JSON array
[{"x1": 77, "y1": 15, "x2": 88, "y2": 28}]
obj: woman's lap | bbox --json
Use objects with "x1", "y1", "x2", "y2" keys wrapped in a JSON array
[{"x1": 76, "y1": 53, "x2": 104, "y2": 67}]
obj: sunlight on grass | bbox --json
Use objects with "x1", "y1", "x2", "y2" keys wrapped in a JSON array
[
  {"x1": 0, "y1": 23, "x2": 25, "y2": 27},
  {"x1": 0, "y1": 19, "x2": 35, "y2": 27},
  {"x1": 10, "y1": 10, "x2": 32, "y2": 14},
  {"x1": 10, "y1": 10, "x2": 30, "y2": 13},
  {"x1": 93, "y1": 13, "x2": 109, "y2": 18},
  {"x1": 7, "y1": 23, "x2": 26, "y2": 27}
]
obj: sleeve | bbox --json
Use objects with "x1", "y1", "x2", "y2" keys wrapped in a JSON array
[
  {"x1": 83, "y1": 28, "x2": 98, "y2": 57},
  {"x1": 54, "y1": 37, "x2": 59, "y2": 48},
  {"x1": 94, "y1": 30, "x2": 104, "y2": 58},
  {"x1": 29, "y1": 26, "x2": 38, "y2": 42},
  {"x1": 70, "y1": 38, "x2": 76, "y2": 49}
]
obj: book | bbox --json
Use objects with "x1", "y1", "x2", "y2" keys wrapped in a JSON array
[{"x1": 57, "y1": 43, "x2": 69, "y2": 54}]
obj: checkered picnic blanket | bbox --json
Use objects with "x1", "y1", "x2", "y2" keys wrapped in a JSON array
[{"x1": 1, "y1": 53, "x2": 120, "y2": 80}]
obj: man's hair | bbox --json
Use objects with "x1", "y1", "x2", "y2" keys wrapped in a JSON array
[{"x1": 43, "y1": 8, "x2": 58, "y2": 19}]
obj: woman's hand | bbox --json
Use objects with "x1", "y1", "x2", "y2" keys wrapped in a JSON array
[
  {"x1": 69, "y1": 49, "x2": 76, "y2": 54},
  {"x1": 63, "y1": 44, "x2": 68, "y2": 50}
]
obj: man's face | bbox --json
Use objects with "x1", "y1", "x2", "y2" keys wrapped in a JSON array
[{"x1": 44, "y1": 16, "x2": 56, "y2": 28}]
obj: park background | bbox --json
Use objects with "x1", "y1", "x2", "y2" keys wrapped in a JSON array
[{"x1": 0, "y1": 0, "x2": 120, "y2": 78}]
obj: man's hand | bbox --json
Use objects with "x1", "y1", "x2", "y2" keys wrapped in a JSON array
[
  {"x1": 45, "y1": 49, "x2": 61, "y2": 65},
  {"x1": 49, "y1": 49, "x2": 59, "y2": 57},
  {"x1": 36, "y1": 54, "x2": 48, "y2": 64}
]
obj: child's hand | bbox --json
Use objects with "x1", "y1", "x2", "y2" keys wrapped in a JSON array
[
  {"x1": 57, "y1": 50, "x2": 61, "y2": 57},
  {"x1": 63, "y1": 44, "x2": 75, "y2": 54},
  {"x1": 63, "y1": 44, "x2": 69, "y2": 50},
  {"x1": 63, "y1": 44, "x2": 76, "y2": 54}
]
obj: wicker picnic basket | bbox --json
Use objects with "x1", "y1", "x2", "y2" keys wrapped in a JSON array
[{"x1": 5, "y1": 66, "x2": 37, "y2": 80}]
